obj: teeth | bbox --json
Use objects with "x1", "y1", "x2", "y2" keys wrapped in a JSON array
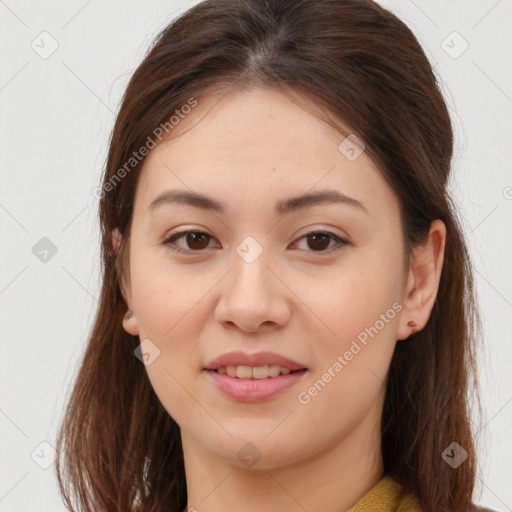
[{"x1": 216, "y1": 365, "x2": 298, "y2": 379}]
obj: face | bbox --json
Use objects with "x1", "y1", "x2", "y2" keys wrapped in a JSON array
[{"x1": 120, "y1": 86, "x2": 411, "y2": 469}]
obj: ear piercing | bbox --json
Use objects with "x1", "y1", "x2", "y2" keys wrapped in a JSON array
[
  {"x1": 407, "y1": 320, "x2": 417, "y2": 334},
  {"x1": 124, "y1": 310, "x2": 134, "y2": 321}
]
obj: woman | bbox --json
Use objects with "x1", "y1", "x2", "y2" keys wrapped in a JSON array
[{"x1": 55, "y1": 0, "x2": 493, "y2": 510}]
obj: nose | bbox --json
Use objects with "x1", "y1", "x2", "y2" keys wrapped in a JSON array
[{"x1": 214, "y1": 246, "x2": 291, "y2": 333}]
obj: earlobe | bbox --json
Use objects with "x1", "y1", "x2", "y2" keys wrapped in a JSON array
[
  {"x1": 397, "y1": 219, "x2": 446, "y2": 340},
  {"x1": 122, "y1": 309, "x2": 139, "y2": 336}
]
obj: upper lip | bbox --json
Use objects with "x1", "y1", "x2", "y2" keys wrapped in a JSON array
[{"x1": 204, "y1": 351, "x2": 307, "y2": 371}]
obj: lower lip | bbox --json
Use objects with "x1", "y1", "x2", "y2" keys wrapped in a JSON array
[{"x1": 204, "y1": 369, "x2": 308, "y2": 402}]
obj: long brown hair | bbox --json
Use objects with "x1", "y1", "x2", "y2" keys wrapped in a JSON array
[{"x1": 55, "y1": 0, "x2": 481, "y2": 510}]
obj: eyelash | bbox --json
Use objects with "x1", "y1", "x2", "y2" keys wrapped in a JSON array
[{"x1": 162, "y1": 228, "x2": 349, "y2": 255}]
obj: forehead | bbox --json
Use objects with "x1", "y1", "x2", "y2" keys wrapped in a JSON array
[
  {"x1": 134, "y1": 87, "x2": 400, "y2": 220},
  {"x1": 158, "y1": 87, "x2": 348, "y2": 162}
]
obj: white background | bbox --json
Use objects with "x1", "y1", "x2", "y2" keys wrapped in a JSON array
[{"x1": 0, "y1": 1, "x2": 511, "y2": 510}]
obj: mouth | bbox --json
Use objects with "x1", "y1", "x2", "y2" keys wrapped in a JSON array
[
  {"x1": 207, "y1": 365, "x2": 306, "y2": 379},
  {"x1": 204, "y1": 365, "x2": 308, "y2": 402},
  {"x1": 203, "y1": 351, "x2": 308, "y2": 401}
]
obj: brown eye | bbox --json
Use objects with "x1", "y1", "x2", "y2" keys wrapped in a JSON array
[
  {"x1": 294, "y1": 230, "x2": 349, "y2": 253},
  {"x1": 184, "y1": 232, "x2": 211, "y2": 250},
  {"x1": 306, "y1": 233, "x2": 331, "y2": 251},
  {"x1": 163, "y1": 230, "x2": 216, "y2": 253}
]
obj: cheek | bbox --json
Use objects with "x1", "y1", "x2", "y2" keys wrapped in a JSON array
[
  {"x1": 295, "y1": 246, "x2": 403, "y2": 405},
  {"x1": 129, "y1": 250, "x2": 214, "y2": 384},
  {"x1": 130, "y1": 245, "x2": 204, "y2": 337},
  {"x1": 129, "y1": 260, "x2": 208, "y2": 422},
  {"x1": 303, "y1": 249, "x2": 403, "y2": 348}
]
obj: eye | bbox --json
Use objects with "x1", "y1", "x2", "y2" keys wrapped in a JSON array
[
  {"x1": 163, "y1": 230, "x2": 218, "y2": 253},
  {"x1": 293, "y1": 229, "x2": 349, "y2": 253}
]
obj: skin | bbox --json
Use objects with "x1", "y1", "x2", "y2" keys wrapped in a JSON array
[{"x1": 116, "y1": 86, "x2": 446, "y2": 512}]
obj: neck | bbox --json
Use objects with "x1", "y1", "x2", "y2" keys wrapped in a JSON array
[{"x1": 180, "y1": 404, "x2": 385, "y2": 512}]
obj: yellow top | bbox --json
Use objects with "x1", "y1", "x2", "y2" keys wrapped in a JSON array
[{"x1": 348, "y1": 475, "x2": 421, "y2": 511}]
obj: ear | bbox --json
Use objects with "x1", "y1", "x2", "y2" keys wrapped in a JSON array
[
  {"x1": 112, "y1": 228, "x2": 139, "y2": 336},
  {"x1": 397, "y1": 219, "x2": 446, "y2": 340},
  {"x1": 112, "y1": 227, "x2": 121, "y2": 253}
]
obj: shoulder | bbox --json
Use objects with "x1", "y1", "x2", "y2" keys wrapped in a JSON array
[
  {"x1": 382, "y1": 477, "x2": 498, "y2": 512},
  {"x1": 347, "y1": 475, "x2": 421, "y2": 511}
]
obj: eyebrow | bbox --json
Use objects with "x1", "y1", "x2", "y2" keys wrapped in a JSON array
[{"x1": 147, "y1": 188, "x2": 368, "y2": 215}]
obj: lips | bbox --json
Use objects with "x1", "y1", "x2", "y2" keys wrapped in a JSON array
[{"x1": 204, "y1": 350, "x2": 307, "y2": 371}]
